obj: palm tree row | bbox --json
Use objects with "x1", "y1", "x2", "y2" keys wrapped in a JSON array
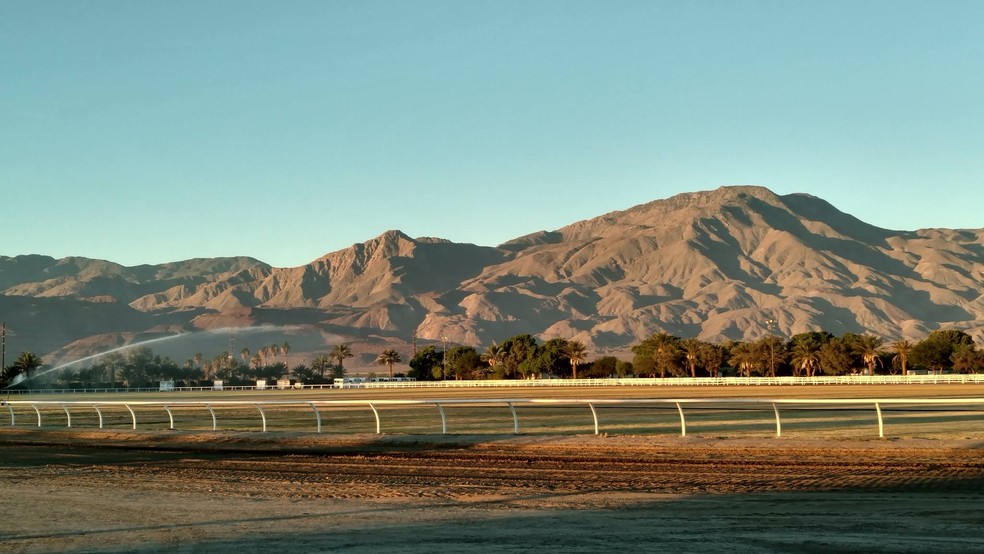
[{"x1": 631, "y1": 329, "x2": 979, "y2": 378}]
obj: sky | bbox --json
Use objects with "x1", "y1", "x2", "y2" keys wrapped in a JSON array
[{"x1": 2, "y1": 1, "x2": 983, "y2": 268}]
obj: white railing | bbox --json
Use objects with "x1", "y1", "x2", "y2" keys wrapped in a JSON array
[
  {"x1": 4, "y1": 397, "x2": 984, "y2": 439},
  {"x1": 5, "y1": 373, "x2": 984, "y2": 395},
  {"x1": 346, "y1": 374, "x2": 984, "y2": 388}
]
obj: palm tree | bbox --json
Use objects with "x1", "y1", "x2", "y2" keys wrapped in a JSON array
[
  {"x1": 562, "y1": 340, "x2": 588, "y2": 380},
  {"x1": 756, "y1": 335, "x2": 785, "y2": 377},
  {"x1": 194, "y1": 353, "x2": 203, "y2": 372},
  {"x1": 891, "y1": 339, "x2": 912, "y2": 376},
  {"x1": 240, "y1": 347, "x2": 250, "y2": 365},
  {"x1": 330, "y1": 344, "x2": 354, "y2": 372},
  {"x1": 698, "y1": 343, "x2": 724, "y2": 378},
  {"x1": 375, "y1": 349, "x2": 402, "y2": 379},
  {"x1": 728, "y1": 342, "x2": 757, "y2": 377},
  {"x1": 3, "y1": 351, "x2": 45, "y2": 385},
  {"x1": 281, "y1": 341, "x2": 290, "y2": 371},
  {"x1": 259, "y1": 346, "x2": 270, "y2": 366},
  {"x1": 855, "y1": 335, "x2": 884, "y2": 376},
  {"x1": 679, "y1": 339, "x2": 702, "y2": 378},
  {"x1": 790, "y1": 339, "x2": 821, "y2": 377},
  {"x1": 650, "y1": 333, "x2": 679, "y2": 378},
  {"x1": 481, "y1": 342, "x2": 504, "y2": 370},
  {"x1": 311, "y1": 354, "x2": 333, "y2": 378}
]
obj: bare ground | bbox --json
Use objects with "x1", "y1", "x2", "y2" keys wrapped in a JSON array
[{"x1": 2, "y1": 428, "x2": 984, "y2": 553}]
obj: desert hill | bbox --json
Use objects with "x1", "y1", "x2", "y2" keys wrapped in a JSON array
[{"x1": 2, "y1": 186, "x2": 983, "y2": 366}]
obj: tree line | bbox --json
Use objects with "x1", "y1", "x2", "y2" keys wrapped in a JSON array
[
  {"x1": 2, "y1": 328, "x2": 982, "y2": 389},
  {"x1": 0, "y1": 342, "x2": 362, "y2": 389},
  {"x1": 405, "y1": 329, "x2": 981, "y2": 380}
]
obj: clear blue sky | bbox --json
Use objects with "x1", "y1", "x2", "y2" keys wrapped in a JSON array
[{"x1": 3, "y1": 1, "x2": 982, "y2": 268}]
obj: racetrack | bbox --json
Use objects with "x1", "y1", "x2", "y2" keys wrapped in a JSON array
[
  {"x1": 3, "y1": 384, "x2": 984, "y2": 552},
  {"x1": 2, "y1": 430, "x2": 984, "y2": 553}
]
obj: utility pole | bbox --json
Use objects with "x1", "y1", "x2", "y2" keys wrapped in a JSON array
[
  {"x1": 1, "y1": 321, "x2": 6, "y2": 372},
  {"x1": 442, "y1": 336, "x2": 448, "y2": 381}
]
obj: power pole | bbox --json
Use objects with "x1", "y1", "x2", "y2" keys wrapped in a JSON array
[{"x1": 1, "y1": 321, "x2": 6, "y2": 372}]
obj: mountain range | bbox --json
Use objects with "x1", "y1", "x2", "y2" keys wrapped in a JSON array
[{"x1": 3, "y1": 186, "x2": 983, "y2": 368}]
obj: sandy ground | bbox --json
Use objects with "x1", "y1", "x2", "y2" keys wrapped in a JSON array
[{"x1": 2, "y1": 428, "x2": 984, "y2": 553}]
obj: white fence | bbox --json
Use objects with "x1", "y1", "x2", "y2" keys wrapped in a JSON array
[
  {"x1": 343, "y1": 374, "x2": 984, "y2": 388},
  {"x1": 4, "y1": 397, "x2": 984, "y2": 439},
  {"x1": 6, "y1": 373, "x2": 984, "y2": 395}
]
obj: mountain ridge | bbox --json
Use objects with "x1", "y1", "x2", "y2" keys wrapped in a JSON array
[{"x1": 3, "y1": 186, "x2": 983, "y2": 366}]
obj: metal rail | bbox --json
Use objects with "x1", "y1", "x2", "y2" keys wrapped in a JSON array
[{"x1": 4, "y1": 397, "x2": 984, "y2": 438}]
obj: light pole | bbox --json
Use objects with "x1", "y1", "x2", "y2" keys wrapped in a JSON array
[
  {"x1": 766, "y1": 318, "x2": 780, "y2": 378},
  {"x1": 441, "y1": 336, "x2": 448, "y2": 380}
]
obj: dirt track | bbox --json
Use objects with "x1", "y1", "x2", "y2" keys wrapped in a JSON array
[{"x1": 3, "y1": 429, "x2": 984, "y2": 553}]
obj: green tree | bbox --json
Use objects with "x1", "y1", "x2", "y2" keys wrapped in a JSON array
[
  {"x1": 375, "y1": 349, "x2": 403, "y2": 379},
  {"x1": 756, "y1": 335, "x2": 786, "y2": 377},
  {"x1": 633, "y1": 333, "x2": 681, "y2": 378},
  {"x1": 499, "y1": 334, "x2": 539, "y2": 379},
  {"x1": 698, "y1": 343, "x2": 724, "y2": 378},
  {"x1": 615, "y1": 359, "x2": 634, "y2": 377},
  {"x1": 330, "y1": 344, "x2": 354, "y2": 372},
  {"x1": 679, "y1": 339, "x2": 702, "y2": 378},
  {"x1": 951, "y1": 344, "x2": 983, "y2": 374},
  {"x1": 790, "y1": 337, "x2": 821, "y2": 377},
  {"x1": 890, "y1": 339, "x2": 913, "y2": 375},
  {"x1": 447, "y1": 346, "x2": 481, "y2": 379},
  {"x1": 818, "y1": 339, "x2": 853, "y2": 375},
  {"x1": 311, "y1": 354, "x2": 334, "y2": 378},
  {"x1": 728, "y1": 342, "x2": 757, "y2": 377},
  {"x1": 480, "y1": 342, "x2": 504, "y2": 376},
  {"x1": 292, "y1": 364, "x2": 317, "y2": 383},
  {"x1": 562, "y1": 340, "x2": 588, "y2": 379},
  {"x1": 854, "y1": 335, "x2": 884, "y2": 376},
  {"x1": 912, "y1": 330, "x2": 975, "y2": 374},
  {"x1": 2, "y1": 351, "x2": 45, "y2": 386},
  {"x1": 589, "y1": 356, "x2": 618, "y2": 378},
  {"x1": 102, "y1": 352, "x2": 126, "y2": 385},
  {"x1": 408, "y1": 346, "x2": 442, "y2": 381}
]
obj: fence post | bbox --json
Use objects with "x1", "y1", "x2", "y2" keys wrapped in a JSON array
[
  {"x1": 588, "y1": 402, "x2": 599, "y2": 435},
  {"x1": 60, "y1": 403, "x2": 72, "y2": 428},
  {"x1": 31, "y1": 403, "x2": 41, "y2": 427},
  {"x1": 436, "y1": 403, "x2": 447, "y2": 434},
  {"x1": 508, "y1": 402, "x2": 520, "y2": 434},
  {"x1": 164, "y1": 405, "x2": 174, "y2": 430},
  {"x1": 310, "y1": 402, "x2": 322, "y2": 433},
  {"x1": 7, "y1": 403, "x2": 15, "y2": 426},
  {"x1": 93, "y1": 404, "x2": 103, "y2": 429},
  {"x1": 206, "y1": 403, "x2": 217, "y2": 431},
  {"x1": 676, "y1": 402, "x2": 687, "y2": 437},
  {"x1": 368, "y1": 403, "x2": 381, "y2": 434},
  {"x1": 773, "y1": 402, "x2": 781, "y2": 437},
  {"x1": 875, "y1": 402, "x2": 884, "y2": 438},
  {"x1": 255, "y1": 404, "x2": 267, "y2": 432},
  {"x1": 124, "y1": 404, "x2": 137, "y2": 430}
]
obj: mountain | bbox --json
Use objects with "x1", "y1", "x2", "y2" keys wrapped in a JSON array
[{"x1": 3, "y1": 186, "x2": 983, "y2": 367}]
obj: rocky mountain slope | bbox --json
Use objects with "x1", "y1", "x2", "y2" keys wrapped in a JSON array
[{"x1": 3, "y1": 186, "x2": 982, "y2": 365}]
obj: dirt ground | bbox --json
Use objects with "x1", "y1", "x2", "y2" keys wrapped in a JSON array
[{"x1": 2, "y1": 428, "x2": 984, "y2": 553}]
